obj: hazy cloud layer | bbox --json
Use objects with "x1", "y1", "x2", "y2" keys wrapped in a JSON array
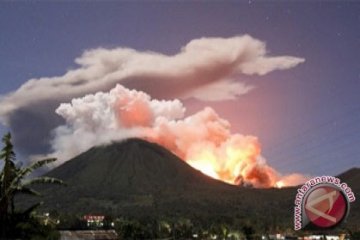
[{"x1": 0, "y1": 35, "x2": 304, "y2": 155}]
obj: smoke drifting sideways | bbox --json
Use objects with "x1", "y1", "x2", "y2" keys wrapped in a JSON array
[
  {"x1": 0, "y1": 35, "x2": 304, "y2": 157},
  {"x1": 40, "y1": 84, "x2": 307, "y2": 188}
]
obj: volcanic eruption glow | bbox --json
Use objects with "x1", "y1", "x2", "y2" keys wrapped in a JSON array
[
  {"x1": 46, "y1": 84, "x2": 308, "y2": 188},
  {"x1": 275, "y1": 181, "x2": 285, "y2": 189}
]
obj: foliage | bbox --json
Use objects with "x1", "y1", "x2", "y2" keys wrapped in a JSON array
[
  {"x1": 0, "y1": 132, "x2": 65, "y2": 239},
  {"x1": 172, "y1": 218, "x2": 194, "y2": 239},
  {"x1": 114, "y1": 218, "x2": 152, "y2": 239},
  {"x1": 12, "y1": 212, "x2": 60, "y2": 240},
  {"x1": 111, "y1": 216, "x2": 258, "y2": 240},
  {"x1": 57, "y1": 213, "x2": 87, "y2": 230}
]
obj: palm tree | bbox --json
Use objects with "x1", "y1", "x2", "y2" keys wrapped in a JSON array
[
  {"x1": 0, "y1": 132, "x2": 16, "y2": 236},
  {"x1": 0, "y1": 132, "x2": 64, "y2": 238}
]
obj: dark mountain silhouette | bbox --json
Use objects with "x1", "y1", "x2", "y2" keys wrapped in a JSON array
[
  {"x1": 37, "y1": 138, "x2": 245, "y2": 218},
  {"x1": 46, "y1": 138, "x2": 232, "y2": 194},
  {"x1": 336, "y1": 167, "x2": 360, "y2": 192},
  {"x1": 336, "y1": 167, "x2": 360, "y2": 226},
  {"x1": 25, "y1": 138, "x2": 359, "y2": 228}
]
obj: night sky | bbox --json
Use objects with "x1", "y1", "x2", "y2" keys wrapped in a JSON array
[{"x1": 0, "y1": 1, "x2": 359, "y2": 177}]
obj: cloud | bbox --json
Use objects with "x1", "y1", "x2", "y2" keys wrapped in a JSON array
[
  {"x1": 0, "y1": 35, "x2": 304, "y2": 155},
  {"x1": 183, "y1": 79, "x2": 255, "y2": 101}
]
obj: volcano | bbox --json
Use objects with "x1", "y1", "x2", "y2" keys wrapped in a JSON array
[
  {"x1": 39, "y1": 138, "x2": 241, "y2": 217},
  {"x1": 28, "y1": 138, "x2": 359, "y2": 227},
  {"x1": 46, "y1": 138, "x2": 234, "y2": 196}
]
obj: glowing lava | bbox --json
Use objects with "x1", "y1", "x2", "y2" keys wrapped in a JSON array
[
  {"x1": 275, "y1": 181, "x2": 285, "y2": 189},
  {"x1": 182, "y1": 136, "x2": 279, "y2": 188}
]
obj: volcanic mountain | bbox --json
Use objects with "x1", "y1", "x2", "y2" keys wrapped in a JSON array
[
  {"x1": 46, "y1": 138, "x2": 232, "y2": 194},
  {"x1": 37, "y1": 138, "x2": 242, "y2": 217},
  {"x1": 27, "y1": 138, "x2": 359, "y2": 227},
  {"x1": 33, "y1": 139, "x2": 265, "y2": 218}
]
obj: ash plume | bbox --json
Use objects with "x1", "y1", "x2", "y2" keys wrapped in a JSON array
[{"x1": 41, "y1": 84, "x2": 307, "y2": 188}]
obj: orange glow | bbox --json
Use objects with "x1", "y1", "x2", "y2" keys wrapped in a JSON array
[
  {"x1": 115, "y1": 96, "x2": 153, "y2": 128},
  {"x1": 275, "y1": 181, "x2": 285, "y2": 188},
  {"x1": 182, "y1": 136, "x2": 279, "y2": 188},
  {"x1": 187, "y1": 159, "x2": 219, "y2": 180},
  {"x1": 136, "y1": 105, "x2": 306, "y2": 188}
]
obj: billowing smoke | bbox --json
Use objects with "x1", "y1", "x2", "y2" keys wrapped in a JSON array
[
  {"x1": 42, "y1": 84, "x2": 307, "y2": 188},
  {"x1": 0, "y1": 35, "x2": 304, "y2": 156}
]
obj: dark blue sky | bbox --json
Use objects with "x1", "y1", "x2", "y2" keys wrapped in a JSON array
[{"x1": 0, "y1": 1, "x2": 359, "y2": 176}]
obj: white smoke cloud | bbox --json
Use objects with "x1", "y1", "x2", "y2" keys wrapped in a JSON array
[
  {"x1": 42, "y1": 84, "x2": 307, "y2": 188},
  {"x1": 47, "y1": 85, "x2": 185, "y2": 161}
]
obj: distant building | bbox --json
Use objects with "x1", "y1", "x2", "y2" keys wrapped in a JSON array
[
  {"x1": 59, "y1": 230, "x2": 118, "y2": 240},
  {"x1": 302, "y1": 235, "x2": 342, "y2": 240},
  {"x1": 266, "y1": 234, "x2": 344, "y2": 240},
  {"x1": 83, "y1": 215, "x2": 105, "y2": 228}
]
